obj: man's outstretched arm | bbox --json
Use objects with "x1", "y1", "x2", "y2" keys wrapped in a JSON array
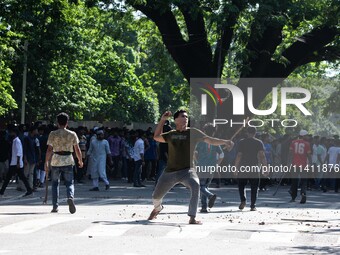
[{"x1": 203, "y1": 136, "x2": 234, "y2": 151}]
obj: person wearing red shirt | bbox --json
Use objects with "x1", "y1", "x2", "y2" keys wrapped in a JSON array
[{"x1": 288, "y1": 130, "x2": 312, "y2": 204}]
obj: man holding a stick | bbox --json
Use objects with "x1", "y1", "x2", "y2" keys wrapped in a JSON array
[
  {"x1": 45, "y1": 113, "x2": 83, "y2": 213},
  {"x1": 148, "y1": 110, "x2": 234, "y2": 224}
]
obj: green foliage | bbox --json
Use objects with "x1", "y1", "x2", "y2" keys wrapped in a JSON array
[
  {"x1": 1, "y1": 0, "x2": 159, "y2": 122},
  {"x1": 0, "y1": 21, "x2": 18, "y2": 115},
  {"x1": 134, "y1": 17, "x2": 189, "y2": 113},
  {"x1": 256, "y1": 78, "x2": 339, "y2": 136},
  {"x1": 0, "y1": 0, "x2": 338, "y2": 127}
]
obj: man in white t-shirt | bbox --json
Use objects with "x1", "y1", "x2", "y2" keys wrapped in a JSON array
[
  {"x1": 132, "y1": 130, "x2": 145, "y2": 187},
  {"x1": 323, "y1": 139, "x2": 340, "y2": 192},
  {"x1": 312, "y1": 136, "x2": 327, "y2": 189},
  {"x1": 0, "y1": 128, "x2": 33, "y2": 197}
]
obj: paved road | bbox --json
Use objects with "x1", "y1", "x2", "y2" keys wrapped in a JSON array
[{"x1": 0, "y1": 180, "x2": 339, "y2": 255}]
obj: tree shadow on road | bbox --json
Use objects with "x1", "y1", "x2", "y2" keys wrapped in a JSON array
[{"x1": 280, "y1": 245, "x2": 340, "y2": 254}]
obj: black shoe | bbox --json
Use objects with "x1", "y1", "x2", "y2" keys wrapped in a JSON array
[
  {"x1": 23, "y1": 191, "x2": 33, "y2": 197},
  {"x1": 208, "y1": 194, "x2": 217, "y2": 208},
  {"x1": 288, "y1": 190, "x2": 296, "y2": 201},
  {"x1": 89, "y1": 187, "x2": 99, "y2": 191},
  {"x1": 239, "y1": 201, "x2": 246, "y2": 210},
  {"x1": 200, "y1": 208, "x2": 208, "y2": 213},
  {"x1": 67, "y1": 198, "x2": 76, "y2": 214},
  {"x1": 51, "y1": 208, "x2": 59, "y2": 213},
  {"x1": 250, "y1": 207, "x2": 257, "y2": 211},
  {"x1": 105, "y1": 185, "x2": 110, "y2": 190},
  {"x1": 133, "y1": 184, "x2": 146, "y2": 187},
  {"x1": 300, "y1": 193, "x2": 307, "y2": 204}
]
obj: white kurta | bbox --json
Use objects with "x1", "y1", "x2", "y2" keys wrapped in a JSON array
[{"x1": 87, "y1": 138, "x2": 110, "y2": 179}]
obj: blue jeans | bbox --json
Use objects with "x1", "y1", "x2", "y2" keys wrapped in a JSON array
[
  {"x1": 200, "y1": 178, "x2": 214, "y2": 209},
  {"x1": 51, "y1": 165, "x2": 74, "y2": 209},
  {"x1": 133, "y1": 160, "x2": 143, "y2": 185}
]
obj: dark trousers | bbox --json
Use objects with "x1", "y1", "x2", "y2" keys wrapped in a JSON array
[
  {"x1": 290, "y1": 171, "x2": 308, "y2": 199},
  {"x1": 143, "y1": 159, "x2": 157, "y2": 180},
  {"x1": 74, "y1": 158, "x2": 85, "y2": 182},
  {"x1": 127, "y1": 159, "x2": 135, "y2": 183},
  {"x1": 335, "y1": 178, "x2": 339, "y2": 192},
  {"x1": 112, "y1": 156, "x2": 121, "y2": 178},
  {"x1": 238, "y1": 178, "x2": 260, "y2": 208},
  {"x1": 0, "y1": 166, "x2": 32, "y2": 194},
  {"x1": 133, "y1": 160, "x2": 143, "y2": 185}
]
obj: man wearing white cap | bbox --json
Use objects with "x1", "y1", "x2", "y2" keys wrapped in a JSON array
[{"x1": 288, "y1": 130, "x2": 312, "y2": 204}]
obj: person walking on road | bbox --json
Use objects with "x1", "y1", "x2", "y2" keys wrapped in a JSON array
[
  {"x1": 132, "y1": 129, "x2": 146, "y2": 187},
  {"x1": 234, "y1": 126, "x2": 268, "y2": 211},
  {"x1": 194, "y1": 123, "x2": 224, "y2": 213},
  {"x1": 0, "y1": 127, "x2": 33, "y2": 197},
  {"x1": 87, "y1": 129, "x2": 112, "y2": 191},
  {"x1": 45, "y1": 113, "x2": 83, "y2": 214},
  {"x1": 148, "y1": 110, "x2": 234, "y2": 224},
  {"x1": 288, "y1": 130, "x2": 312, "y2": 204}
]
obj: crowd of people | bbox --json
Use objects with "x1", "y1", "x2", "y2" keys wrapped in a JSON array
[{"x1": 0, "y1": 112, "x2": 339, "y2": 220}]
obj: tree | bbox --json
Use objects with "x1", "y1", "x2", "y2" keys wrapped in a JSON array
[
  {"x1": 126, "y1": 0, "x2": 339, "y2": 121},
  {"x1": 0, "y1": 21, "x2": 18, "y2": 116},
  {"x1": 134, "y1": 16, "x2": 189, "y2": 112},
  {"x1": 1, "y1": 0, "x2": 159, "y2": 122}
]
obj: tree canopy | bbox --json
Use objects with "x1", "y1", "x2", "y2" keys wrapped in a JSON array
[
  {"x1": 0, "y1": 0, "x2": 339, "y2": 129},
  {"x1": 127, "y1": 0, "x2": 339, "y2": 121}
]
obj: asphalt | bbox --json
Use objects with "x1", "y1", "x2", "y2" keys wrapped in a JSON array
[{"x1": 0, "y1": 179, "x2": 339, "y2": 255}]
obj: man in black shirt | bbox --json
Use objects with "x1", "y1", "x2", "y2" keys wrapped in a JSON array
[{"x1": 235, "y1": 127, "x2": 268, "y2": 211}]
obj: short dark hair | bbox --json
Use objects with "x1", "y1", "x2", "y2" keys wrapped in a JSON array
[
  {"x1": 57, "y1": 112, "x2": 69, "y2": 126},
  {"x1": 136, "y1": 129, "x2": 144, "y2": 138},
  {"x1": 174, "y1": 109, "x2": 187, "y2": 120},
  {"x1": 247, "y1": 126, "x2": 257, "y2": 135},
  {"x1": 203, "y1": 123, "x2": 216, "y2": 136},
  {"x1": 163, "y1": 124, "x2": 172, "y2": 133},
  {"x1": 29, "y1": 126, "x2": 38, "y2": 133},
  {"x1": 9, "y1": 127, "x2": 19, "y2": 136}
]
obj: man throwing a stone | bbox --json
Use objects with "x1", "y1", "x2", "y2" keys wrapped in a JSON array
[{"x1": 148, "y1": 110, "x2": 234, "y2": 224}]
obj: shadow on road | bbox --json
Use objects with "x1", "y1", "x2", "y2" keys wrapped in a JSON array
[
  {"x1": 283, "y1": 245, "x2": 340, "y2": 254},
  {"x1": 92, "y1": 220, "x2": 180, "y2": 227}
]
